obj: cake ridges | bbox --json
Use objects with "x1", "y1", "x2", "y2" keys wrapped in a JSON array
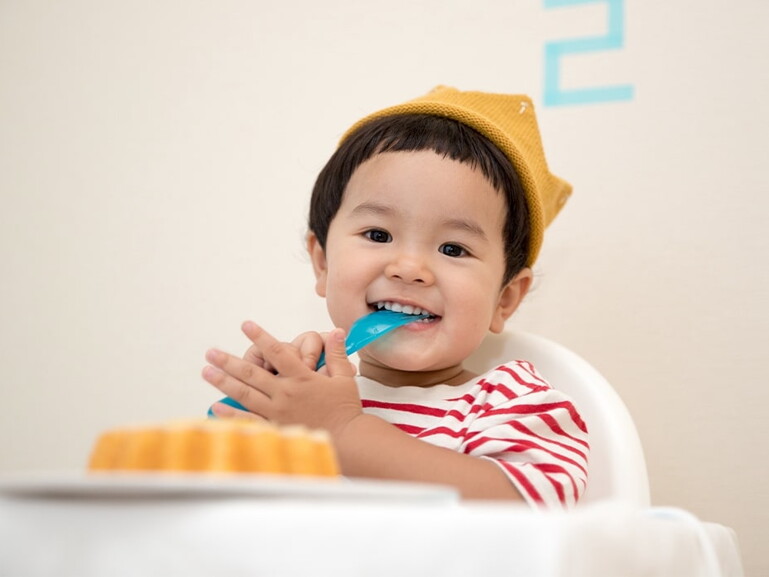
[{"x1": 87, "y1": 418, "x2": 339, "y2": 477}]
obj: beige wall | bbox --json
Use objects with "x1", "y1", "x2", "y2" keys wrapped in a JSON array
[{"x1": 1, "y1": 1, "x2": 766, "y2": 574}]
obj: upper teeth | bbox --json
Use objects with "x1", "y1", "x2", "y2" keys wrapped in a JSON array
[{"x1": 375, "y1": 301, "x2": 432, "y2": 316}]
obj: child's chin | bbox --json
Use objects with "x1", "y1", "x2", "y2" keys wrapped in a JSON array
[
  {"x1": 371, "y1": 354, "x2": 436, "y2": 373},
  {"x1": 360, "y1": 349, "x2": 416, "y2": 369}
]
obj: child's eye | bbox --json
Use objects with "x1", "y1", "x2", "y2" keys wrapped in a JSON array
[
  {"x1": 439, "y1": 243, "x2": 467, "y2": 258},
  {"x1": 364, "y1": 229, "x2": 392, "y2": 243}
]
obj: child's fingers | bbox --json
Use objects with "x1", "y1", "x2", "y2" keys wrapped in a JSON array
[
  {"x1": 294, "y1": 331, "x2": 325, "y2": 370},
  {"x1": 209, "y1": 401, "x2": 265, "y2": 421},
  {"x1": 205, "y1": 348, "x2": 272, "y2": 391},
  {"x1": 202, "y1": 362, "x2": 271, "y2": 413},
  {"x1": 241, "y1": 321, "x2": 309, "y2": 376},
  {"x1": 324, "y1": 328, "x2": 356, "y2": 377},
  {"x1": 242, "y1": 344, "x2": 271, "y2": 371},
  {"x1": 242, "y1": 328, "x2": 325, "y2": 373}
]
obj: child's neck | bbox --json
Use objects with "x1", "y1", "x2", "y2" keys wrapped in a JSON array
[{"x1": 359, "y1": 360, "x2": 477, "y2": 388}]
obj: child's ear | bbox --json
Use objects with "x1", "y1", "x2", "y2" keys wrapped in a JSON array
[
  {"x1": 306, "y1": 232, "x2": 328, "y2": 298},
  {"x1": 489, "y1": 268, "x2": 533, "y2": 334}
]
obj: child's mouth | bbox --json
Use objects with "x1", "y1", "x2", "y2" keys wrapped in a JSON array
[{"x1": 371, "y1": 301, "x2": 439, "y2": 323}]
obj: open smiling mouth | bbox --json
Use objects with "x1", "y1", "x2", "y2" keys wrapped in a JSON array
[{"x1": 371, "y1": 301, "x2": 439, "y2": 322}]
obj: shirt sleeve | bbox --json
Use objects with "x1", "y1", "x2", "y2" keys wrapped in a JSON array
[{"x1": 458, "y1": 362, "x2": 590, "y2": 509}]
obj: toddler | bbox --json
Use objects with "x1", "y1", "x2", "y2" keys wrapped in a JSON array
[{"x1": 202, "y1": 86, "x2": 589, "y2": 508}]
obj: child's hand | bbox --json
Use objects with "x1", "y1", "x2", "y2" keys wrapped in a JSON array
[{"x1": 202, "y1": 322, "x2": 362, "y2": 435}]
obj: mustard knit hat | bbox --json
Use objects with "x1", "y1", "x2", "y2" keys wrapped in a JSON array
[{"x1": 340, "y1": 86, "x2": 572, "y2": 267}]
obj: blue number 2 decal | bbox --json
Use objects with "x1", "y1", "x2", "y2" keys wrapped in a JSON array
[{"x1": 543, "y1": 0, "x2": 634, "y2": 106}]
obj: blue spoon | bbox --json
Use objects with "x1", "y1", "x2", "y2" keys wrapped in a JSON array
[{"x1": 207, "y1": 309, "x2": 429, "y2": 417}]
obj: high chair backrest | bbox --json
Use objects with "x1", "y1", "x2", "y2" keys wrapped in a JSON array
[{"x1": 466, "y1": 330, "x2": 651, "y2": 507}]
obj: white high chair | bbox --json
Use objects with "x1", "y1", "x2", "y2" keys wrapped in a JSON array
[{"x1": 466, "y1": 330, "x2": 651, "y2": 507}]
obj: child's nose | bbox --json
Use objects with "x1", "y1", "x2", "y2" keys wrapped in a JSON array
[{"x1": 384, "y1": 253, "x2": 435, "y2": 285}]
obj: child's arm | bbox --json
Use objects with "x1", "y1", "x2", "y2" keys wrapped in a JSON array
[
  {"x1": 203, "y1": 322, "x2": 524, "y2": 501},
  {"x1": 329, "y1": 411, "x2": 524, "y2": 501}
]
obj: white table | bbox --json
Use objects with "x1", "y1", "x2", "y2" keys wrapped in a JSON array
[{"x1": 0, "y1": 473, "x2": 743, "y2": 577}]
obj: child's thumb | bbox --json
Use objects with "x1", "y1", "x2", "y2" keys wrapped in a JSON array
[{"x1": 325, "y1": 328, "x2": 356, "y2": 377}]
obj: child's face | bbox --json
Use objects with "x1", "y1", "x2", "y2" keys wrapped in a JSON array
[{"x1": 309, "y1": 150, "x2": 530, "y2": 374}]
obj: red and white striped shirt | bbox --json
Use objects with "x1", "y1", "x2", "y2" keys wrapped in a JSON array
[{"x1": 357, "y1": 361, "x2": 589, "y2": 509}]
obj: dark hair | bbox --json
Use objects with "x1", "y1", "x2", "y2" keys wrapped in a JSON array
[{"x1": 309, "y1": 114, "x2": 530, "y2": 284}]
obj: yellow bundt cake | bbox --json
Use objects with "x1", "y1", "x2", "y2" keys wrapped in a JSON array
[{"x1": 87, "y1": 419, "x2": 340, "y2": 477}]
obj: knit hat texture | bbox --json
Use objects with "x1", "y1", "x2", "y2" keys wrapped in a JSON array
[{"x1": 340, "y1": 86, "x2": 572, "y2": 267}]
